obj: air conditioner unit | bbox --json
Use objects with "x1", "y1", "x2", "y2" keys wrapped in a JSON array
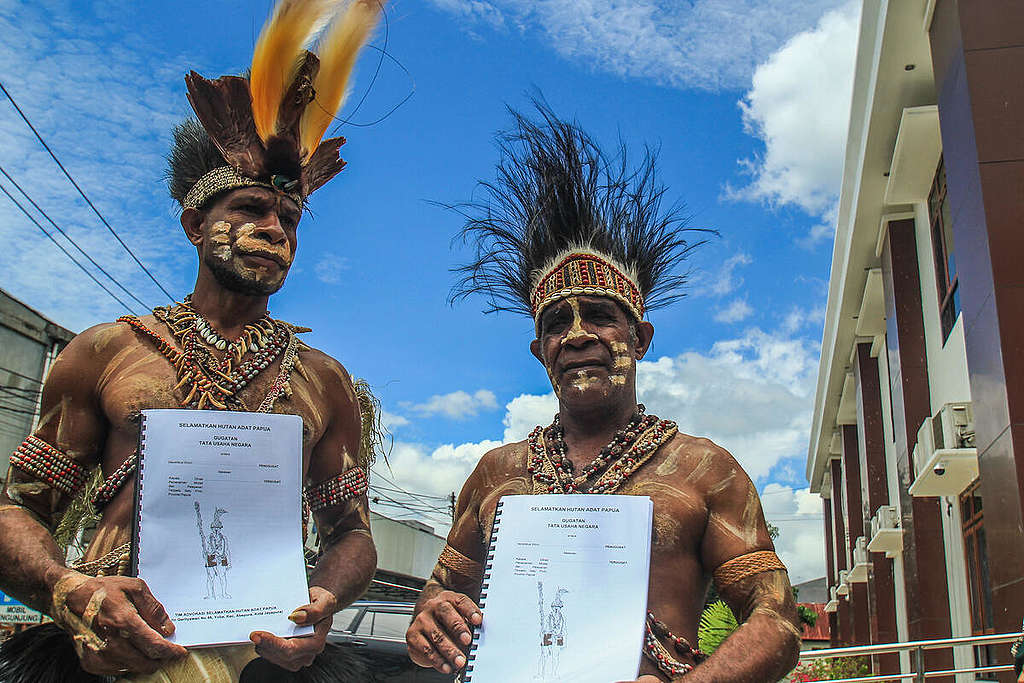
[
  {"x1": 867, "y1": 505, "x2": 903, "y2": 557},
  {"x1": 836, "y1": 570, "x2": 850, "y2": 597},
  {"x1": 848, "y1": 536, "x2": 870, "y2": 582},
  {"x1": 909, "y1": 402, "x2": 978, "y2": 496},
  {"x1": 825, "y1": 585, "x2": 839, "y2": 613}
]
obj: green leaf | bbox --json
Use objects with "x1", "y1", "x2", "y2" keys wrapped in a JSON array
[{"x1": 698, "y1": 600, "x2": 739, "y2": 655}]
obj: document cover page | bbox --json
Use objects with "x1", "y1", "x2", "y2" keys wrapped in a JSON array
[
  {"x1": 465, "y1": 494, "x2": 653, "y2": 682},
  {"x1": 134, "y1": 409, "x2": 312, "y2": 646}
]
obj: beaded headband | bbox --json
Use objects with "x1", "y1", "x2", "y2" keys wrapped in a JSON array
[
  {"x1": 182, "y1": 166, "x2": 304, "y2": 211},
  {"x1": 531, "y1": 250, "x2": 645, "y2": 327}
]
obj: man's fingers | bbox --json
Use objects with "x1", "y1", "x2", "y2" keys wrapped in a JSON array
[
  {"x1": 79, "y1": 635, "x2": 162, "y2": 676},
  {"x1": 251, "y1": 631, "x2": 319, "y2": 672},
  {"x1": 434, "y1": 600, "x2": 473, "y2": 646},
  {"x1": 126, "y1": 581, "x2": 174, "y2": 636},
  {"x1": 420, "y1": 615, "x2": 466, "y2": 671},
  {"x1": 448, "y1": 593, "x2": 483, "y2": 626},
  {"x1": 119, "y1": 611, "x2": 188, "y2": 660},
  {"x1": 406, "y1": 629, "x2": 453, "y2": 674}
]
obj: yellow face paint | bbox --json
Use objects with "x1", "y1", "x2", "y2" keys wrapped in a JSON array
[
  {"x1": 559, "y1": 298, "x2": 598, "y2": 347},
  {"x1": 235, "y1": 222, "x2": 293, "y2": 266}
]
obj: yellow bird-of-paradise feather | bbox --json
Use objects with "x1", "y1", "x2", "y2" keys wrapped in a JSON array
[
  {"x1": 299, "y1": 0, "x2": 383, "y2": 160},
  {"x1": 250, "y1": 0, "x2": 336, "y2": 143}
]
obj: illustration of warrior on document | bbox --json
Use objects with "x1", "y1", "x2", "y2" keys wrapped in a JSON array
[
  {"x1": 195, "y1": 502, "x2": 231, "y2": 599},
  {"x1": 536, "y1": 583, "x2": 569, "y2": 680}
]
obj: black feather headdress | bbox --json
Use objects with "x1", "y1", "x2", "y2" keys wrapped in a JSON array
[{"x1": 449, "y1": 99, "x2": 710, "y2": 326}]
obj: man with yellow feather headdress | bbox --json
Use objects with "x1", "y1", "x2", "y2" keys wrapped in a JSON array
[{"x1": 0, "y1": 1, "x2": 385, "y2": 680}]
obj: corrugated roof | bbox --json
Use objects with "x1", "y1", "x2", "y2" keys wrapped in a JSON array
[{"x1": 800, "y1": 603, "x2": 831, "y2": 641}]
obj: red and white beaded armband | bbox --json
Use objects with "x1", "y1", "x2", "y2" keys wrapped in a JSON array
[
  {"x1": 304, "y1": 466, "x2": 368, "y2": 513},
  {"x1": 9, "y1": 435, "x2": 87, "y2": 497}
]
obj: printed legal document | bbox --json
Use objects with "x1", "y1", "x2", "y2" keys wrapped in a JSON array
[
  {"x1": 465, "y1": 494, "x2": 653, "y2": 682},
  {"x1": 133, "y1": 409, "x2": 312, "y2": 646}
]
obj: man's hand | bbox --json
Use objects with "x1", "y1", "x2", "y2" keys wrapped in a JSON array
[
  {"x1": 406, "y1": 590, "x2": 482, "y2": 674},
  {"x1": 52, "y1": 572, "x2": 188, "y2": 676},
  {"x1": 250, "y1": 586, "x2": 337, "y2": 672}
]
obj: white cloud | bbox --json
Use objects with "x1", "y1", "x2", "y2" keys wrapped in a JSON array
[
  {"x1": 500, "y1": 391, "x2": 558, "y2": 442},
  {"x1": 313, "y1": 254, "x2": 349, "y2": 285},
  {"x1": 406, "y1": 389, "x2": 500, "y2": 420},
  {"x1": 796, "y1": 221, "x2": 837, "y2": 250},
  {"x1": 380, "y1": 410, "x2": 410, "y2": 430},
  {"x1": 427, "y1": 0, "x2": 847, "y2": 91},
  {"x1": 759, "y1": 483, "x2": 826, "y2": 585},
  {"x1": 714, "y1": 297, "x2": 753, "y2": 324},
  {"x1": 695, "y1": 252, "x2": 752, "y2": 298},
  {"x1": 429, "y1": 0, "x2": 506, "y2": 29},
  {"x1": 727, "y1": 1, "x2": 860, "y2": 240},
  {"x1": 638, "y1": 328, "x2": 817, "y2": 482}
]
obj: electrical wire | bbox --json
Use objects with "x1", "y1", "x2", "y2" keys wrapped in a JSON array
[
  {"x1": 0, "y1": 179, "x2": 138, "y2": 313},
  {"x1": 0, "y1": 164, "x2": 151, "y2": 310},
  {"x1": 0, "y1": 81, "x2": 175, "y2": 302}
]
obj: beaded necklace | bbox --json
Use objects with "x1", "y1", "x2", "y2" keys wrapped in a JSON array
[
  {"x1": 526, "y1": 407, "x2": 703, "y2": 677},
  {"x1": 117, "y1": 297, "x2": 293, "y2": 410},
  {"x1": 527, "y1": 405, "x2": 677, "y2": 494}
]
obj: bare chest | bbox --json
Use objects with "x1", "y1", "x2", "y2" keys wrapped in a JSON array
[{"x1": 97, "y1": 341, "x2": 328, "y2": 457}]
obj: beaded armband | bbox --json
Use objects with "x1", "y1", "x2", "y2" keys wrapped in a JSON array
[
  {"x1": 91, "y1": 452, "x2": 138, "y2": 511},
  {"x1": 438, "y1": 543, "x2": 484, "y2": 582},
  {"x1": 713, "y1": 550, "x2": 787, "y2": 589},
  {"x1": 9, "y1": 436, "x2": 87, "y2": 497},
  {"x1": 304, "y1": 466, "x2": 368, "y2": 513}
]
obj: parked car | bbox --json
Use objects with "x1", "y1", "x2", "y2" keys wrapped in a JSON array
[{"x1": 329, "y1": 601, "x2": 453, "y2": 682}]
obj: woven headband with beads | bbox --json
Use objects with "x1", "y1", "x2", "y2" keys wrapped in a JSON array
[
  {"x1": 531, "y1": 252, "x2": 645, "y2": 326},
  {"x1": 183, "y1": 166, "x2": 304, "y2": 211}
]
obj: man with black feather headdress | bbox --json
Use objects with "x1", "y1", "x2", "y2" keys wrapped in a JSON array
[
  {"x1": 406, "y1": 103, "x2": 802, "y2": 682},
  {"x1": 0, "y1": 2, "x2": 385, "y2": 681}
]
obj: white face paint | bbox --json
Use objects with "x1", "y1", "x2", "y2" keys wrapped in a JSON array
[{"x1": 210, "y1": 221, "x2": 233, "y2": 261}]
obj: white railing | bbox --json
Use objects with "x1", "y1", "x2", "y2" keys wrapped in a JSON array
[{"x1": 797, "y1": 631, "x2": 1022, "y2": 682}]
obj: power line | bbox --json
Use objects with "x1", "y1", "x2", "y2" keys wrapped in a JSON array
[
  {"x1": 370, "y1": 468, "x2": 451, "y2": 508},
  {"x1": 0, "y1": 81, "x2": 175, "y2": 302},
  {"x1": 0, "y1": 164, "x2": 151, "y2": 310},
  {"x1": 0, "y1": 179, "x2": 138, "y2": 312}
]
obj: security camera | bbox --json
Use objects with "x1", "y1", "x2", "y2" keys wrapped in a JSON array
[{"x1": 933, "y1": 461, "x2": 947, "y2": 476}]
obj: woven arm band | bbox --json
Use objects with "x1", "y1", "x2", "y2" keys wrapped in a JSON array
[
  {"x1": 9, "y1": 436, "x2": 87, "y2": 497},
  {"x1": 438, "y1": 544, "x2": 484, "y2": 582},
  {"x1": 713, "y1": 550, "x2": 787, "y2": 589},
  {"x1": 304, "y1": 466, "x2": 368, "y2": 513}
]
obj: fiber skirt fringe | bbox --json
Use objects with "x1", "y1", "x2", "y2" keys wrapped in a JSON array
[{"x1": 0, "y1": 624, "x2": 371, "y2": 683}]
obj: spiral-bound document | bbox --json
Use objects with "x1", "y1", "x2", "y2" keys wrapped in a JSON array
[
  {"x1": 132, "y1": 409, "x2": 312, "y2": 647},
  {"x1": 464, "y1": 494, "x2": 653, "y2": 683}
]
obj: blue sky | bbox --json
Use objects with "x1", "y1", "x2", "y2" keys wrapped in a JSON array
[{"x1": 0, "y1": 0, "x2": 862, "y2": 583}]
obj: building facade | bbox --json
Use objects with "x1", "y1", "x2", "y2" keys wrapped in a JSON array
[
  {"x1": 0, "y1": 288, "x2": 74, "y2": 480},
  {"x1": 806, "y1": 1, "x2": 1024, "y2": 681}
]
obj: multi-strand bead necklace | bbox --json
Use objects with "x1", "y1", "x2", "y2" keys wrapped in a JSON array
[
  {"x1": 527, "y1": 406, "x2": 703, "y2": 676},
  {"x1": 117, "y1": 296, "x2": 293, "y2": 410},
  {"x1": 527, "y1": 405, "x2": 677, "y2": 494},
  {"x1": 644, "y1": 610, "x2": 706, "y2": 677}
]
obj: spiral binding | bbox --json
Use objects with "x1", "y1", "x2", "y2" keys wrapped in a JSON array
[
  {"x1": 462, "y1": 500, "x2": 503, "y2": 682},
  {"x1": 129, "y1": 414, "x2": 148, "y2": 576}
]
